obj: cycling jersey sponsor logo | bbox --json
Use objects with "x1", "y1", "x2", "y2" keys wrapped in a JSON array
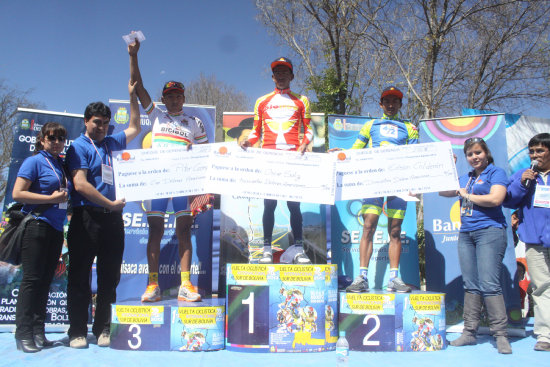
[
  {"x1": 380, "y1": 124, "x2": 398, "y2": 138},
  {"x1": 160, "y1": 126, "x2": 190, "y2": 137}
]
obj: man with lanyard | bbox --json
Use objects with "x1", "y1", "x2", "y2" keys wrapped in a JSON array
[
  {"x1": 240, "y1": 57, "x2": 312, "y2": 265},
  {"x1": 66, "y1": 81, "x2": 141, "y2": 348},
  {"x1": 345, "y1": 86, "x2": 418, "y2": 293},
  {"x1": 505, "y1": 133, "x2": 550, "y2": 351},
  {"x1": 128, "y1": 37, "x2": 208, "y2": 303}
]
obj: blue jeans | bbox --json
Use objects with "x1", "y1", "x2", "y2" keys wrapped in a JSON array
[{"x1": 457, "y1": 226, "x2": 507, "y2": 296}]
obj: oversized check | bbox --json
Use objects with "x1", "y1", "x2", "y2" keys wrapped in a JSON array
[
  {"x1": 112, "y1": 145, "x2": 210, "y2": 202},
  {"x1": 205, "y1": 143, "x2": 337, "y2": 204},
  {"x1": 334, "y1": 141, "x2": 459, "y2": 201}
]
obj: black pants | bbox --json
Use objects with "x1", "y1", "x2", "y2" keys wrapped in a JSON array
[
  {"x1": 67, "y1": 206, "x2": 124, "y2": 339},
  {"x1": 15, "y1": 220, "x2": 63, "y2": 340},
  {"x1": 262, "y1": 199, "x2": 302, "y2": 245}
]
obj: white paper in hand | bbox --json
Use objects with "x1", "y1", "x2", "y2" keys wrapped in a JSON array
[{"x1": 123, "y1": 31, "x2": 146, "y2": 45}]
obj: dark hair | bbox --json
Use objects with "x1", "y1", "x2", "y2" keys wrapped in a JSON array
[
  {"x1": 84, "y1": 101, "x2": 111, "y2": 121},
  {"x1": 34, "y1": 122, "x2": 68, "y2": 153},
  {"x1": 463, "y1": 137, "x2": 494, "y2": 165},
  {"x1": 528, "y1": 133, "x2": 550, "y2": 150}
]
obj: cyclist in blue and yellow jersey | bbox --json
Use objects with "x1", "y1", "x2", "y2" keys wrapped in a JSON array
[{"x1": 346, "y1": 86, "x2": 418, "y2": 293}]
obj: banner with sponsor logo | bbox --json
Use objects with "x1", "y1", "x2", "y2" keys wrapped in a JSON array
[
  {"x1": 0, "y1": 108, "x2": 83, "y2": 330},
  {"x1": 109, "y1": 100, "x2": 215, "y2": 301},
  {"x1": 218, "y1": 113, "x2": 327, "y2": 297},
  {"x1": 420, "y1": 114, "x2": 522, "y2": 330},
  {"x1": 328, "y1": 114, "x2": 420, "y2": 291}
]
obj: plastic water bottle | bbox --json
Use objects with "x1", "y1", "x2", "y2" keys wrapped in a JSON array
[{"x1": 336, "y1": 331, "x2": 349, "y2": 366}]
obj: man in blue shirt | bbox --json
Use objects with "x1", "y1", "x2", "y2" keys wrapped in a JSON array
[
  {"x1": 346, "y1": 86, "x2": 418, "y2": 293},
  {"x1": 505, "y1": 133, "x2": 550, "y2": 352},
  {"x1": 66, "y1": 82, "x2": 141, "y2": 349}
]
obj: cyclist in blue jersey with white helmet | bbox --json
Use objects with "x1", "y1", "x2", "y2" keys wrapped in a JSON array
[{"x1": 346, "y1": 86, "x2": 418, "y2": 293}]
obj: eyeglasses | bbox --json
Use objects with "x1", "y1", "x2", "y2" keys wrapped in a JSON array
[
  {"x1": 464, "y1": 137, "x2": 484, "y2": 145},
  {"x1": 46, "y1": 135, "x2": 66, "y2": 142}
]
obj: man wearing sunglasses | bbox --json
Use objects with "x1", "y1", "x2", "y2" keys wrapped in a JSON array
[
  {"x1": 345, "y1": 86, "x2": 418, "y2": 293},
  {"x1": 66, "y1": 81, "x2": 141, "y2": 348},
  {"x1": 128, "y1": 37, "x2": 208, "y2": 303},
  {"x1": 240, "y1": 57, "x2": 313, "y2": 265}
]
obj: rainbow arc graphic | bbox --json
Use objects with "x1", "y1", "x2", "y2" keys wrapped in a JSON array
[{"x1": 421, "y1": 115, "x2": 501, "y2": 147}]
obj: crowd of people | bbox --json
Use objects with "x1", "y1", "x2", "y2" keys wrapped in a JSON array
[{"x1": 8, "y1": 33, "x2": 549, "y2": 356}]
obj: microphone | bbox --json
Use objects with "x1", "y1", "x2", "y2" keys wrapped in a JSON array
[{"x1": 525, "y1": 160, "x2": 539, "y2": 188}]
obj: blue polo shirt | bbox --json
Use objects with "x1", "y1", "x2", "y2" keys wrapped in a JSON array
[
  {"x1": 459, "y1": 163, "x2": 508, "y2": 232},
  {"x1": 66, "y1": 132, "x2": 126, "y2": 207},
  {"x1": 17, "y1": 150, "x2": 67, "y2": 231}
]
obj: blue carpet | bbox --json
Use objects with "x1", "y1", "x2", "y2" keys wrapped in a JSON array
[{"x1": 1, "y1": 319, "x2": 545, "y2": 367}]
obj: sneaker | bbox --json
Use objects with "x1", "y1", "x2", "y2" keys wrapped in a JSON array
[
  {"x1": 178, "y1": 281, "x2": 201, "y2": 302},
  {"x1": 534, "y1": 341, "x2": 550, "y2": 351},
  {"x1": 387, "y1": 277, "x2": 411, "y2": 293},
  {"x1": 346, "y1": 275, "x2": 369, "y2": 293},
  {"x1": 259, "y1": 251, "x2": 273, "y2": 264},
  {"x1": 97, "y1": 331, "x2": 110, "y2": 347},
  {"x1": 69, "y1": 336, "x2": 88, "y2": 349},
  {"x1": 293, "y1": 252, "x2": 311, "y2": 264},
  {"x1": 141, "y1": 283, "x2": 161, "y2": 302}
]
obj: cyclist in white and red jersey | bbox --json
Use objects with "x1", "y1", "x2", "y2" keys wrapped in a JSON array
[
  {"x1": 240, "y1": 57, "x2": 312, "y2": 265},
  {"x1": 128, "y1": 36, "x2": 206, "y2": 303}
]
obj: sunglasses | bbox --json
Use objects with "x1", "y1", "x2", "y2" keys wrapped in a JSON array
[
  {"x1": 46, "y1": 135, "x2": 66, "y2": 142},
  {"x1": 164, "y1": 81, "x2": 185, "y2": 90},
  {"x1": 464, "y1": 137, "x2": 484, "y2": 145}
]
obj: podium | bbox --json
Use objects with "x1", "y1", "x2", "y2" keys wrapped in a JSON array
[
  {"x1": 225, "y1": 264, "x2": 338, "y2": 352},
  {"x1": 110, "y1": 298, "x2": 225, "y2": 351},
  {"x1": 339, "y1": 291, "x2": 446, "y2": 352}
]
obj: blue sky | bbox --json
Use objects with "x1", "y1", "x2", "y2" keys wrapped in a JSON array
[
  {"x1": 0, "y1": 1, "x2": 291, "y2": 115},
  {"x1": 2, "y1": 1, "x2": 550, "y2": 120}
]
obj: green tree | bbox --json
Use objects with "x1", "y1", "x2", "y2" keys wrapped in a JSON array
[{"x1": 256, "y1": 0, "x2": 550, "y2": 120}]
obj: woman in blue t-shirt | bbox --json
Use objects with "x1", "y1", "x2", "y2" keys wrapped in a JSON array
[
  {"x1": 12, "y1": 122, "x2": 69, "y2": 353},
  {"x1": 440, "y1": 137, "x2": 511, "y2": 354}
]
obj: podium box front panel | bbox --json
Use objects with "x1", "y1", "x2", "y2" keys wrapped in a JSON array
[
  {"x1": 339, "y1": 291, "x2": 446, "y2": 352},
  {"x1": 110, "y1": 301, "x2": 170, "y2": 351},
  {"x1": 110, "y1": 298, "x2": 225, "y2": 351},
  {"x1": 169, "y1": 299, "x2": 225, "y2": 351},
  {"x1": 226, "y1": 264, "x2": 338, "y2": 353}
]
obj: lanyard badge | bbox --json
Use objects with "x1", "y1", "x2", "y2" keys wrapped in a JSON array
[
  {"x1": 534, "y1": 185, "x2": 550, "y2": 208},
  {"x1": 460, "y1": 198, "x2": 473, "y2": 217},
  {"x1": 102, "y1": 164, "x2": 114, "y2": 185}
]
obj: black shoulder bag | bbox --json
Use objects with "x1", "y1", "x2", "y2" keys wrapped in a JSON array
[{"x1": 0, "y1": 203, "x2": 53, "y2": 265}]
